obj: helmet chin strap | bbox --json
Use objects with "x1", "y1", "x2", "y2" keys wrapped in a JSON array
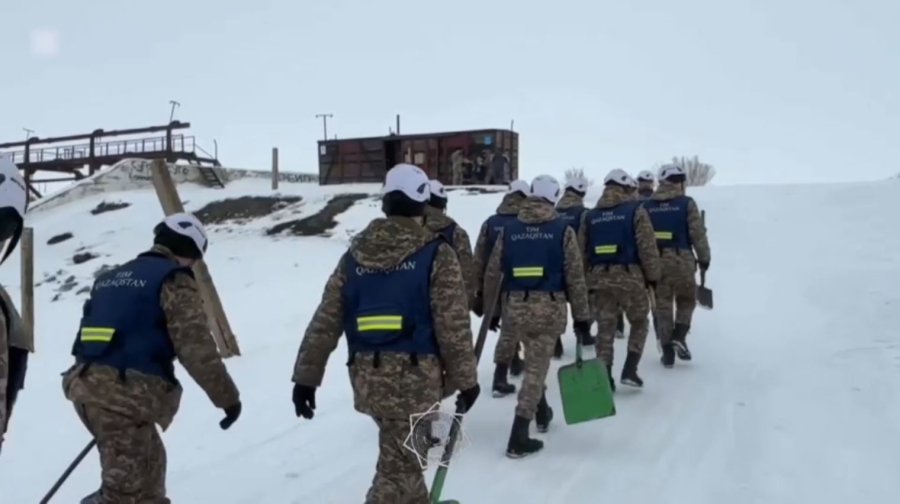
[{"x1": 0, "y1": 221, "x2": 23, "y2": 266}]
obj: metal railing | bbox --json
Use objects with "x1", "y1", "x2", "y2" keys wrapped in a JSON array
[{"x1": 1, "y1": 135, "x2": 197, "y2": 165}]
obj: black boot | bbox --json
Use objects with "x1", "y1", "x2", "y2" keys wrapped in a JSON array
[
  {"x1": 553, "y1": 337, "x2": 563, "y2": 359},
  {"x1": 615, "y1": 313, "x2": 625, "y2": 339},
  {"x1": 620, "y1": 351, "x2": 644, "y2": 387},
  {"x1": 580, "y1": 330, "x2": 596, "y2": 346},
  {"x1": 535, "y1": 393, "x2": 553, "y2": 433},
  {"x1": 506, "y1": 415, "x2": 544, "y2": 458},
  {"x1": 672, "y1": 323, "x2": 692, "y2": 361},
  {"x1": 606, "y1": 364, "x2": 616, "y2": 393},
  {"x1": 661, "y1": 343, "x2": 676, "y2": 368},
  {"x1": 510, "y1": 346, "x2": 525, "y2": 377},
  {"x1": 492, "y1": 364, "x2": 516, "y2": 397}
]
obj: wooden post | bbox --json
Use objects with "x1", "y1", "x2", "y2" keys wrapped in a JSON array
[
  {"x1": 149, "y1": 159, "x2": 241, "y2": 358},
  {"x1": 20, "y1": 227, "x2": 35, "y2": 352},
  {"x1": 272, "y1": 148, "x2": 279, "y2": 190}
]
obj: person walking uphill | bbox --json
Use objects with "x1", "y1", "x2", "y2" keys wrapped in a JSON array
[
  {"x1": 424, "y1": 180, "x2": 477, "y2": 307},
  {"x1": 472, "y1": 180, "x2": 530, "y2": 397},
  {"x1": 0, "y1": 156, "x2": 29, "y2": 456},
  {"x1": 291, "y1": 164, "x2": 480, "y2": 504},
  {"x1": 643, "y1": 164, "x2": 712, "y2": 367},
  {"x1": 483, "y1": 175, "x2": 591, "y2": 458},
  {"x1": 556, "y1": 176, "x2": 593, "y2": 352},
  {"x1": 63, "y1": 213, "x2": 242, "y2": 504},
  {"x1": 578, "y1": 170, "x2": 661, "y2": 391}
]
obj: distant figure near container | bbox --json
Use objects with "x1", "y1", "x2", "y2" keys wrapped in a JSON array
[
  {"x1": 643, "y1": 164, "x2": 711, "y2": 367},
  {"x1": 472, "y1": 180, "x2": 531, "y2": 397},
  {"x1": 0, "y1": 156, "x2": 29, "y2": 456},
  {"x1": 451, "y1": 149, "x2": 466, "y2": 186},
  {"x1": 636, "y1": 170, "x2": 656, "y2": 201},
  {"x1": 483, "y1": 175, "x2": 591, "y2": 458},
  {"x1": 424, "y1": 180, "x2": 477, "y2": 307},
  {"x1": 490, "y1": 150, "x2": 511, "y2": 185},
  {"x1": 290, "y1": 164, "x2": 479, "y2": 503},
  {"x1": 64, "y1": 213, "x2": 242, "y2": 504}
]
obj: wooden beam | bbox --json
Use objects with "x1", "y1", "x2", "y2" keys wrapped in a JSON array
[
  {"x1": 20, "y1": 227, "x2": 35, "y2": 352},
  {"x1": 149, "y1": 159, "x2": 241, "y2": 358},
  {"x1": 272, "y1": 147, "x2": 279, "y2": 190}
]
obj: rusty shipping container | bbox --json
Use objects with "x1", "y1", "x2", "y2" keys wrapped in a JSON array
[{"x1": 317, "y1": 129, "x2": 518, "y2": 185}]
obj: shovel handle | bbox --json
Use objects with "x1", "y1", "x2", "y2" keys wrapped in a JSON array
[
  {"x1": 700, "y1": 268, "x2": 707, "y2": 287},
  {"x1": 647, "y1": 286, "x2": 657, "y2": 312}
]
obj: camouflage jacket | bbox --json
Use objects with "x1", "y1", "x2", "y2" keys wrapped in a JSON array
[
  {"x1": 0, "y1": 285, "x2": 28, "y2": 438},
  {"x1": 0, "y1": 302, "x2": 7, "y2": 438},
  {"x1": 556, "y1": 190, "x2": 585, "y2": 211},
  {"x1": 652, "y1": 181, "x2": 711, "y2": 264},
  {"x1": 484, "y1": 197, "x2": 591, "y2": 330},
  {"x1": 637, "y1": 181, "x2": 655, "y2": 201},
  {"x1": 292, "y1": 216, "x2": 478, "y2": 420},
  {"x1": 63, "y1": 245, "x2": 240, "y2": 430},
  {"x1": 577, "y1": 185, "x2": 662, "y2": 289},
  {"x1": 424, "y1": 205, "x2": 476, "y2": 305},
  {"x1": 472, "y1": 193, "x2": 525, "y2": 295}
]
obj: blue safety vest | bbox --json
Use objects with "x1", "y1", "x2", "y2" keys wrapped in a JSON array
[
  {"x1": 502, "y1": 218, "x2": 567, "y2": 292},
  {"x1": 73, "y1": 253, "x2": 189, "y2": 382},
  {"x1": 342, "y1": 240, "x2": 441, "y2": 356},
  {"x1": 557, "y1": 205, "x2": 586, "y2": 232},
  {"x1": 643, "y1": 195, "x2": 692, "y2": 250},
  {"x1": 483, "y1": 213, "x2": 518, "y2": 263},
  {"x1": 585, "y1": 202, "x2": 641, "y2": 266}
]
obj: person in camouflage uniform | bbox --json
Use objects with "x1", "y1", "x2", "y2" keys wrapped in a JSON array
[
  {"x1": 451, "y1": 149, "x2": 465, "y2": 185},
  {"x1": 578, "y1": 170, "x2": 661, "y2": 390},
  {"x1": 644, "y1": 164, "x2": 711, "y2": 367},
  {"x1": 63, "y1": 213, "x2": 242, "y2": 504},
  {"x1": 423, "y1": 180, "x2": 476, "y2": 307},
  {"x1": 472, "y1": 180, "x2": 529, "y2": 397},
  {"x1": 636, "y1": 170, "x2": 656, "y2": 201},
  {"x1": 483, "y1": 175, "x2": 591, "y2": 458},
  {"x1": 556, "y1": 176, "x2": 594, "y2": 352},
  {"x1": 291, "y1": 164, "x2": 479, "y2": 504},
  {"x1": 0, "y1": 155, "x2": 28, "y2": 456}
]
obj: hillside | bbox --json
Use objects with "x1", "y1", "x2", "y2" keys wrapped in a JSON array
[{"x1": 1, "y1": 174, "x2": 899, "y2": 504}]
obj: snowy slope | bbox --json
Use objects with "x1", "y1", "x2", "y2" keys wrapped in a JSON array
[{"x1": 1, "y1": 178, "x2": 900, "y2": 504}]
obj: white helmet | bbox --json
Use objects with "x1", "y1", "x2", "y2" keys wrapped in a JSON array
[
  {"x1": 604, "y1": 168, "x2": 637, "y2": 188},
  {"x1": 565, "y1": 176, "x2": 589, "y2": 193},
  {"x1": 0, "y1": 155, "x2": 28, "y2": 264},
  {"x1": 636, "y1": 170, "x2": 655, "y2": 183},
  {"x1": 428, "y1": 180, "x2": 448, "y2": 199},
  {"x1": 155, "y1": 213, "x2": 208, "y2": 260},
  {"x1": 383, "y1": 164, "x2": 430, "y2": 203},
  {"x1": 658, "y1": 164, "x2": 686, "y2": 181},
  {"x1": 531, "y1": 175, "x2": 561, "y2": 204},
  {"x1": 507, "y1": 180, "x2": 530, "y2": 196}
]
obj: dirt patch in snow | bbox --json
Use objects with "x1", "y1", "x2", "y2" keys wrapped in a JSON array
[
  {"x1": 73, "y1": 252, "x2": 99, "y2": 265},
  {"x1": 195, "y1": 196, "x2": 303, "y2": 225},
  {"x1": 91, "y1": 201, "x2": 132, "y2": 215},
  {"x1": 267, "y1": 194, "x2": 368, "y2": 237},
  {"x1": 48, "y1": 232, "x2": 74, "y2": 245}
]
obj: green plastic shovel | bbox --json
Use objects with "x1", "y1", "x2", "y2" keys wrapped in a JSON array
[{"x1": 557, "y1": 330, "x2": 615, "y2": 424}]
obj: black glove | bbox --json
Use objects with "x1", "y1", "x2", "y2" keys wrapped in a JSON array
[
  {"x1": 472, "y1": 293, "x2": 484, "y2": 317},
  {"x1": 219, "y1": 401, "x2": 242, "y2": 430},
  {"x1": 699, "y1": 261, "x2": 710, "y2": 272},
  {"x1": 646, "y1": 279, "x2": 658, "y2": 291},
  {"x1": 456, "y1": 384, "x2": 481, "y2": 413},
  {"x1": 573, "y1": 320, "x2": 591, "y2": 337},
  {"x1": 293, "y1": 384, "x2": 316, "y2": 420},
  {"x1": 489, "y1": 316, "x2": 501, "y2": 332}
]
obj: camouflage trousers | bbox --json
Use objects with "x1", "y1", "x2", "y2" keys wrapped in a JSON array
[
  {"x1": 656, "y1": 253, "x2": 697, "y2": 344},
  {"x1": 75, "y1": 403, "x2": 169, "y2": 504},
  {"x1": 592, "y1": 281, "x2": 650, "y2": 366},
  {"x1": 515, "y1": 331, "x2": 558, "y2": 419},
  {"x1": 452, "y1": 164, "x2": 464, "y2": 185},
  {"x1": 366, "y1": 417, "x2": 428, "y2": 504},
  {"x1": 493, "y1": 328, "x2": 520, "y2": 365}
]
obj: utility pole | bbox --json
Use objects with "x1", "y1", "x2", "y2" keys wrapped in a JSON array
[
  {"x1": 23, "y1": 128, "x2": 34, "y2": 140},
  {"x1": 315, "y1": 113, "x2": 333, "y2": 141},
  {"x1": 213, "y1": 139, "x2": 219, "y2": 160},
  {"x1": 169, "y1": 100, "x2": 181, "y2": 123}
]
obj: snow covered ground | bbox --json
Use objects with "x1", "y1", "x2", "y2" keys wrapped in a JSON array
[{"x1": 1, "y1": 176, "x2": 899, "y2": 504}]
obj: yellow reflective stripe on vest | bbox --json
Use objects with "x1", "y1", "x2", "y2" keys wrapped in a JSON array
[
  {"x1": 357, "y1": 315, "x2": 403, "y2": 331},
  {"x1": 512, "y1": 267, "x2": 544, "y2": 278},
  {"x1": 80, "y1": 327, "x2": 115, "y2": 343},
  {"x1": 594, "y1": 245, "x2": 618, "y2": 255},
  {"x1": 655, "y1": 231, "x2": 674, "y2": 241}
]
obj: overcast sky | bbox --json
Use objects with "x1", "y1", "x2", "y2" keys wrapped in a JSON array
[{"x1": 1, "y1": 0, "x2": 897, "y2": 185}]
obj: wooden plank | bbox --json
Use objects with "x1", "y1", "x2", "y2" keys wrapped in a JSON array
[
  {"x1": 272, "y1": 147, "x2": 279, "y2": 190},
  {"x1": 20, "y1": 227, "x2": 35, "y2": 352},
  {"x1": 149, "y1": 159, "x2": 241, "y2": 358}
]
